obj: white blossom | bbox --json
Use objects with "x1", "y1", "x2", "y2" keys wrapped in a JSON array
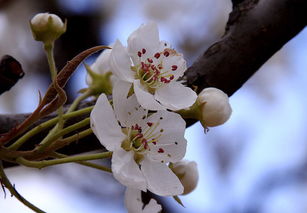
[
  {"x1": 109, "y1": 22, "x2": 197, "y2": 111},
  {"x1": 90, "y1": 85, "x2": 187, "y2": 196},
  {"x1": 125, "y1": 188, "x2": 162, "y2": 213},
  {"x1": 197, "y1": 87, "x2": 232, "y2": 127},
  {"x1": 30, "y1": 13, "x2": 65, "y2": 43},
  {"x1": 172, "y1": 160, "x2": 198, "y2": 195}
]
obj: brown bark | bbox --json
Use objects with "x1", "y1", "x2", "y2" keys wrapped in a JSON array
[{"x1": 1, "y1": 0, "x2": 307, "y2": 168}]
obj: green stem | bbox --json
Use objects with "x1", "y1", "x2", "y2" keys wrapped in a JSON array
[
  {"x1": 52, "y1": 152, "x2": 112, "y2": 173},
  {"x1": 8, "y1": 106, "x2": 93, "y2": 151},
  {"x1": 44, "y1": 42, "x2": 57, "y2": 81},
  {"x1": 58, "y1": 128, "x2": 93, "y2": 145},
  {"x1": 0, "y1": 161, "x2": 46, "y2": 213},
  {"x1": 49, "y1": 128, "x2": 93, "y2": 151},
  {"x1": 44, "y1": 42, "x2": 64, "y2": 130},
  {"x1": 16, "y1": 152, "x2": 112, "y2": 169},
  {"x1": 35, "y1": 118, "x2": 90, "y2": 153},
  {"x1": 176, "y1": 102, "x2": 200, "y2": 120},
  {"x1": 66, "y1": 90, "x2": 92, "y2": 114}
]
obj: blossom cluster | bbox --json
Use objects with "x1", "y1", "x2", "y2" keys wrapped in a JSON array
[{"x1": 88, "y1": 23, "x2": 232, "y2": 212}]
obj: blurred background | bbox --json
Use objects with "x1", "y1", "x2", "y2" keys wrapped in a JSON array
[{"x1": 0, "y1": 0, "x2": 307, "y2": 212}]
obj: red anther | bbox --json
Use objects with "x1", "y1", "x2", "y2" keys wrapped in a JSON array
[
  {"x1": 160, "y1": 77, "x2": 166, "y2": 82},
  {"x1": 154, "y1": 53, "x2": 160, "y2": 59},
  {"x1": 142, "y1": 48, "x2": 146, "y2": 54},
  {"x1": 142, "y1": 138, "x2": 148, "y2": 149},
  {"x1": 147, "y1": 58, "x2": 153, "y2": 63},
  {"x1": 136, "y1": 133, "x2": 143, "y2": 138},
  {"x1": 158, "y1": 64, "x2": 163, "y2": 69},
  {"x1": 169, "y1": 75, "x2": 174, "y2": 80},
  {"x1": 158, "y1": 148, "x2": 164, "y2": 153},
  {"x1": 138, "y1": 51, "x2": 142, "y2": 57},
  {"x1": 163, "y1": 51, "x2": 169, "y2": 57},
  {"x1": 147, "y1": 122, "x2": 153, "y2": 127},
  {"x1": 171, "y1": 65, "x2": 178, "y2": 71},
  {"x1": 152, "y1": 141, "x2": 157, "y2": 145}
]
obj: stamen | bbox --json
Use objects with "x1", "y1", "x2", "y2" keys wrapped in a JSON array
[
  {"x1": 142, "y1": 48, "x2": 146, "y2": 54},
  {"x1": 158, "y1": 148, "x2": 164, "y2": 153},
  {"x1": 164, "y1": 51, "x2": 169, "y2": 57},
  {"x1": 138, "y1": 51, "x2": 142, "y2": 57},
  {"x1": 171, "y1": 65, "x2": 177, "y2": 71},
  {"x1": 154, "y1": 53, "x2": 160, "y2": 59}
]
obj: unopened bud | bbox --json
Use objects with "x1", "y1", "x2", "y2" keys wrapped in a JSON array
[
  {"x1": 197, "y1": 87, "x2": 232, "y2": 127},
  {"x1": 30, "y1": 13, "x2": 66, "y2": 44},
  {"x1": 172, "y1": 160, "x2": 198, "y2": 195}
]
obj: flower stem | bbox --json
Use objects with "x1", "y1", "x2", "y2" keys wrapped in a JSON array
[
  {"x1": 48, "y1": 128, "x2": 93, "y2": 151},
  {"x1": 16, "y1": 152, "x2": 112, "y2": 169},
  {"x1": 8, "y1": 106, "x2": 93, "y2": 151},
  {"x1": 0, "y1": 161, "x2": 46, "y2": 213},
  {"x1": 44, "y1": 42, "x2": 64, "y2": 133},
  {"x1": 35, "y1": 118, "x2": 90, "y2": 153},
  {"x1": 66, "y1": 90, "x2": 92, "y2": 114},
  {"x1": 52, "y1": 152, "x2": 112, "y2": 173}
]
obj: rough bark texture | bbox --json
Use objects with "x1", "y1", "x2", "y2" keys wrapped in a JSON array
[
  {"x1": 1, "y1": 0, "x2": 307, "y2": 168},
  {"x1": 185, "y1": 0, "x2": 307, "y2": 96}
]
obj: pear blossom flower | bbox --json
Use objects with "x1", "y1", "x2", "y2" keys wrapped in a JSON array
[
  {"x1": 197, "y1": 87, "x2": 232, "y2": 127},
  {"x1": 90, "y1": 89, "x2": 186, "y2": 196},
  {"x1": 30, "y1": 13, "x2": 66, "y2": 44},
  {"x1": 172, "y1": 160, "x2": 198, "y2": 195},
  {"x1": 125, "y1": 188, "x2": 162, "y2": 213},
  {"x1": 109, "y1": 22, "x2": 197, "y2": 111}
]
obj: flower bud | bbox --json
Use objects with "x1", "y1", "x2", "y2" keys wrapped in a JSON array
[
  {"x1": 172, "y1": 160, "x2": 198, "y2": 195},
  {"x1": 197, "y1": 87, "x2": 232, "y2": 127},
  {"x1": 30, "y1": 13, "x2": 66, "y2": 44}
]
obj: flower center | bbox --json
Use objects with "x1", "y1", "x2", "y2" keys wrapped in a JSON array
[
  {"x1": 121, "y1": 121, "x2": 162, "y2": 154},
  {"x1": 131, "y1": 48, "x2": 178, "y2": 93}
]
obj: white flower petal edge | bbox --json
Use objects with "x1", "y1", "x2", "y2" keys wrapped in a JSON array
[
  {"x1": 125, "y1": 187, "x2": 162, "y2": 213},
  {"x1": 112, "y1": 149, "x2": 147, "y2": 191},
  {"x1": 141, "y1": 157, "x2": 184, "y2": 196},
  {"x1": 90, "y1": 94, "x2": 126, "y2": 151},
  {"x1": 154, "y1": 82, "x2": 197, "y2": 110},
  {"x1": 127, "y1": 22, "x2": 160, "y2": 64},
  {"x1": 134, "y1": 80, "x2": 166, "y2": 110},
  {"x1": 110, "y1": 40, "x2": 135, "y2": 82}
]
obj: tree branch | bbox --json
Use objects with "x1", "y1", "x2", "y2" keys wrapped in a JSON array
[
  {"x1": 1, "y1": 0, "x2": 307, "y2": 168},
  {"x1": 185, "y1": 0, "x2": 307, "y2": 96}
]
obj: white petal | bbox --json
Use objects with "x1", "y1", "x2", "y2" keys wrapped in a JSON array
[
  {"x1": 146, "y1": 110, "x2": 187, "y2": 163},
  {"x1": 125, "y1": 188, "x2": 162, "y2": 213},
  {"x1": 134, "y1": 80, "x2": 166, "y2": 111},
  {"x1": 125, "y1": 188, "x2": 143, "y2": 213},
  {"x1": 90, "y1": 94, "x2": 126, "y2": 151},
  {"x1": 141, "y1": 157, "x2": 183, "y2": 196},
  {"x1": 155, "y1": 82, "x2": 197, "y2": 110},
  {"x1": 91, "y1": 48, "x2": 112, "y2": 74},
  {"x1": 112, "y1": 149, "x2": 147, "y2": 191},
  {"x1": 110, "y1": 40, "x2": 134, "y2": 82},
  {"x1": 112, "y1": 79, "x2": 132, "y2": 126},
  {"x1": 161, "y1": 54, "x2": 186, "y2": 80},
  {"x1": 143, "y1": 199, "x2": 162, "y2": 213},
  {"x1": 113, "y1": 80, "x2": 148, "y2": 127},
  {"x1": 128, "y1": 23, "x2": 160, "y2": 63},
  {"x1": 87, "y1": 48, "x2": 113, "y2": 85}
]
